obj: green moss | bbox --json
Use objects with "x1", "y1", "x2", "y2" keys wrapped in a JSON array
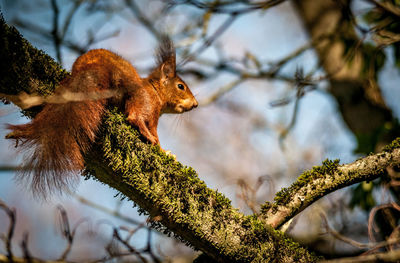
[
  {"x1": 383, "y1": 137, "x2": 400, "y2": 152},
  {"x1": 270, "y1": 228, "x2": 322, "y2": 262},
  {"x1": 239, "y1": 215, "x2": 321, "y2": 262},
  {"x1": 259, "y1": 201, "x2": 279, "y2": 214},
  {"x1": 273, "y1": 159, "x2": 340, "y2": 205},
  {"x1": 0, "y1": 14, "x2": 68, "y2": 117}
]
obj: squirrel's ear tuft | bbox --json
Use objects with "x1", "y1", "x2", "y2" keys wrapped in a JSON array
[
  {"x1": 156, "y1": 35, "x2": 176, "y2": 70},
  {"x1": 160, "y1": 62, "x2": 175, "y2": 80}
]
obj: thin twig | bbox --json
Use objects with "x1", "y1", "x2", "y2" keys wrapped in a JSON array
[
  {"x1": 320, "y1": 249, "x2": 400, "y2": 263},
  {"x1": 0, "y1": 199, "x2": 16, "y2": 262},
  {"x1": 368, "y1": 203, "x2": 400, "y2": 244},
  {"x1": 57, "y1": 206, "x2": 74, "y2": 261},
  {"x1": 321, "y1": 212, "x2": 400, "y2": 251},
  {"x1": 180, "y1": 14, "x2": 237, "y2": 66},
  {"x1": 20, "y1": 232, "x2": 32, "y2": 263},
  {"x1": 112, "y1": 228, "x2": 148, "y2": 263},
  {"x1": 75, "y1": 195, "x2": 143, "y2": 226},
  {"x1": 125, "y1": 0, "x2": 162, "y2": 41},
  {"x1": 50, "y1": 0, "x2": 62, "y2": 64},
  {"x1": 171, "y1": 0, "x2": 287, "y2": 15},
  {"x1": 60, "y1": 0, "x2": 84, "y2": 40}
]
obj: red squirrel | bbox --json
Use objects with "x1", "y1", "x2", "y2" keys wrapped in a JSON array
[{"x1": 6, "y1": 36, "x2": 198, "y2": 195}]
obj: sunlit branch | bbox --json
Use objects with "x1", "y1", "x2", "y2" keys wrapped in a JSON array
[{"x1": 261, "y1": 144, "x2": 400, "y2": 229}]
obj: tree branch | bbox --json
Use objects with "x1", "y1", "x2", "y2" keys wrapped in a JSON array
[{"x1": 261, "y1": 141, "x2": 400, "y2": 228}]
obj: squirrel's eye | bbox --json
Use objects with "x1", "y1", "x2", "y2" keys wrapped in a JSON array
[{"x1": 177, "y1": 84, "x2": 185, "y2": 90}]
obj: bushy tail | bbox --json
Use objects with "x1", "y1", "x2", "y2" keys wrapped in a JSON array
[{"x1": 7, "y1": 98, "x2": 106, "y2": 197}]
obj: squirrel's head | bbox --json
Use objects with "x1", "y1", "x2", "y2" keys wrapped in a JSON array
[{"x1": 151, "y1": 36, "x2": 198, "y2": 114}]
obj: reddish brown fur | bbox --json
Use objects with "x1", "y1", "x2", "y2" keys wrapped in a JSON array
[{"x1": 7, "y1": 37, "x2": 198, "y2": 196}]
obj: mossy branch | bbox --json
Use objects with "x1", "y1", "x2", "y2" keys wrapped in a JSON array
[
  {"x1": 261, "y1": 140, "x2": 400, "y2": 228},
  {"x1": 0, "y1": 14, "x2": 68, "y2": 117},
  {"x1": 85, "y1": 110, "x2": 321, "y2": 262},
  {"x1": 0, "y1": 15, "x2": 320, "y2": 262}
]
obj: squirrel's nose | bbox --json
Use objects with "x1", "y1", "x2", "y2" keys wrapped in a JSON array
[{"x1": 192, "y1": 100, "x2": 198, "y2": 109}]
